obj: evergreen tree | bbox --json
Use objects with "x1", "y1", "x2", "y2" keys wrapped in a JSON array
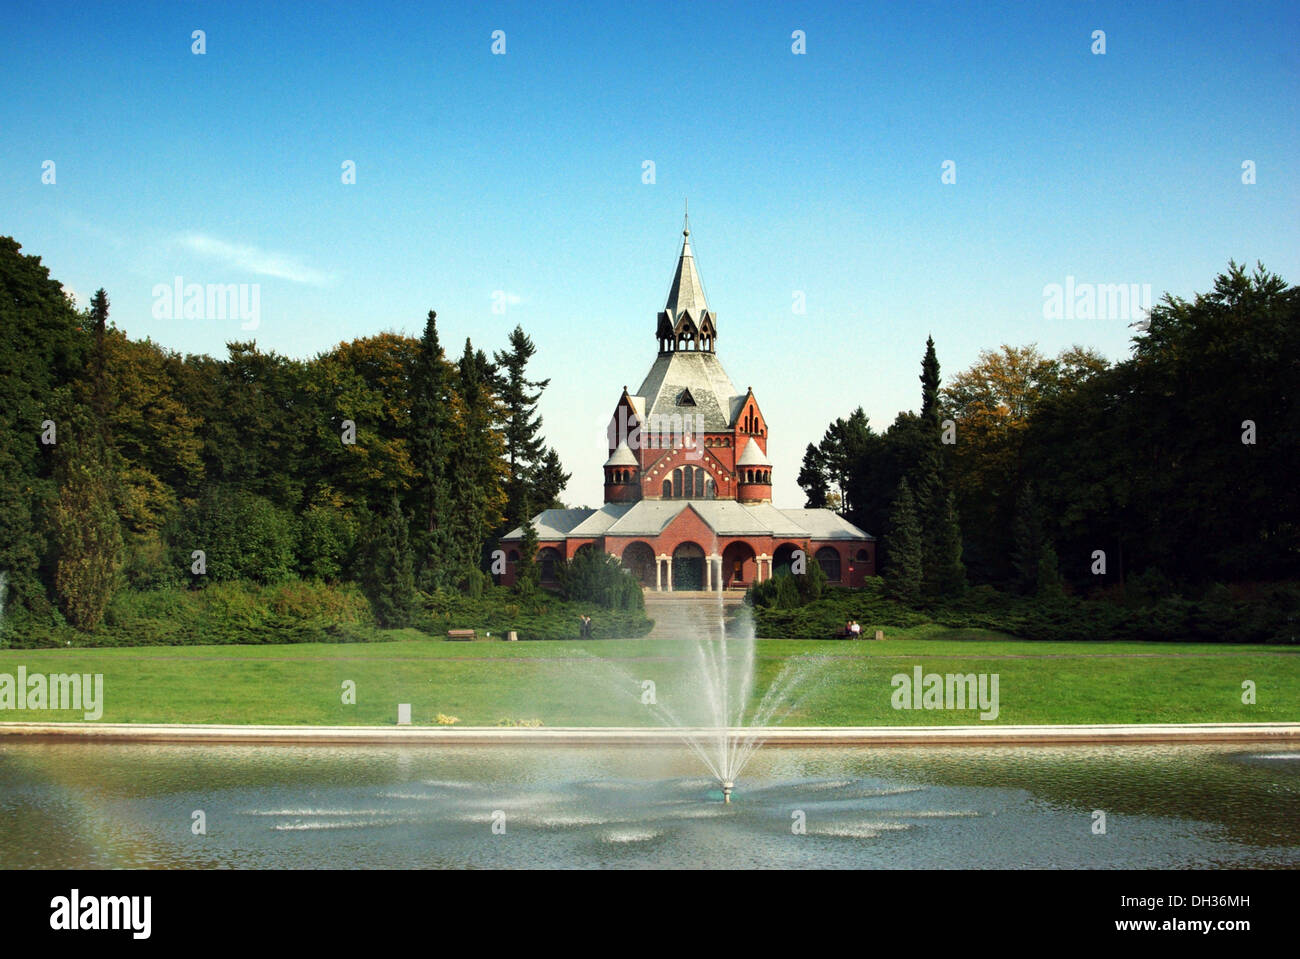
[
  {"x1": 514, "y1": 497, "x2": 540, "y2": 597},
  {"x1": 409, "y1": 310, "x2": 455, "y2": 588},
  {"x1": 493, "y1": 325, "x2": 555, "y2": 525},
  {"x1": 930, "y1": 489, "x2": 967, "y2": 596},
  {"x1": 884, "y1": 478, "x2": 923, "y2": 601},
  {"x1": 531, "y1": 447, "x2": 570, "y2": 510},
  {"x1": 1010, "y1": 484, "x2": 1044, "y2": 594},
  {"x1": 449, "y1": 339, "x2": 506, "y2": 585},
  {"x1": 1036, "y1": 540, "x2": 1064, "y2": 599},
  {"x1": 797, "y1": 442, "x2": 829, "y2": 508},
  {"x1": 920, "y1": 334, "x2": 942, "y2": 427},
  {"x1": 361, "y1": 494, "x2": 415, "y2": 627},
  {"x1": 909, "y1": 337, "x2": 965, "y2": 595}
]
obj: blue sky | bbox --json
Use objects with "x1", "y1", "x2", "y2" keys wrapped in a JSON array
[{"x1": 2, "y1": 1, "x2": 1297, "y2": 508}]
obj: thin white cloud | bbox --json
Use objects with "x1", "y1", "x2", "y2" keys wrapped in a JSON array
[{"x1": 177, "y1": 233, "x2": 333, "y2": 286}]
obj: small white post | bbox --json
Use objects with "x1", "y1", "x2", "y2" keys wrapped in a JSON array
[{"x1": 397, "y1": 703, "x2": 411, "y2": 725}]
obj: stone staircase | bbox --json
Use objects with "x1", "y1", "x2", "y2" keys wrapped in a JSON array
[{"x1": 641, "y1": 590, "x2": 748, "y2": 640}]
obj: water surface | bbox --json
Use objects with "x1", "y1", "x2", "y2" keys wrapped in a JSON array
[{"x1": 1, "y1": 742, "x2": 1296, "y2": 868}]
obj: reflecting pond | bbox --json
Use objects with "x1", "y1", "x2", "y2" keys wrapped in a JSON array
[{"x1": 1, "y1": 742, "x2": 1296, "y2": 868}]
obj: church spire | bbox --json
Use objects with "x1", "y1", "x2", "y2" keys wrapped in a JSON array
[{"x1": 657, "y1": 206, "x2": 717, "y2": 354}]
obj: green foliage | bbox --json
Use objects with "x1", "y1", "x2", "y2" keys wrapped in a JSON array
[
  {"x1": 794, "y1": 551, "x2": 828, "y2": 603},
  {"x1": 0, "y1": 236, "x2": 86, "y2": 612},
  {"x1": 493, "y1": 325, "x2": 569, "y2": 525},
  {"x1": 749, "y1": 571, "x2": 799, "y2": 610},
  {"x1": 177, "y1": 487, "x2": 296, "y2": 584},
  {"x1": 1010, "y1": 484, "x2": 1043, "y2": 594},
  {"x1": 514, "y1": 506, "x2": 540, "y2": 597},
  {"x1": 296, "y1": 494, "x2": 359, "y2": 582},
  {"x1": 884, "y1": 478, "x2": 923, "y2": 601},
  {"x1": 420, "y1": 584, "x2": 652, "y2": 641},
  {"x1": 555, "y1": 547, "x2": 645, "y2": 611},
  {"x1": 360, "y1": 495, "x2": 416, "y2": 628},
  {"x1": 50, "y1": 431, "x2": 124, "y2": 630},
  {"x1": 408, "y1": 311, "x2": 456, "y2": 589},
  {"x1": 927, "y1": 488, "x2": 967, "y2": 597},
  {"x1": 750, "y1": 579, "x2": 1300, "y2": 645},
  {"x1": 448, "y1": 338, "x2": 506, "y2": 585},
  {"x1": 1036, "y1": 541, "x2": 1064, "y2": 599}
]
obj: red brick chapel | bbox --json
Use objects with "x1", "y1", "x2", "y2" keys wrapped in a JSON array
[{"x1": 499, "y1": 219, "x2": 874, "y2": 592}]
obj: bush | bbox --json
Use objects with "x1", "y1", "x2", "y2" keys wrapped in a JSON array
[
  {"x1": 4, "y1": 578, "x2": 375, "y2": 648},
  {"x1": 555, "y1": 549, "x2": 645, "y2": 611},
  {"x1": 174, "y1": 487, "x2": 296, "y2": 585},
  {"x1": 420, "y1": 584, "x2": 653, "y2": 640},
  {"x1": 296, "y1": 497, "x2": 359, "y2": 582}
]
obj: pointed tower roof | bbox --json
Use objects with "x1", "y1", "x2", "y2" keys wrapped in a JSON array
[
  {"x1": 657, "y1": 205, "x2": 718, "y2": 354},
  {"x1": 664, "y1": 227, "x2": 709, "y2": 321}
]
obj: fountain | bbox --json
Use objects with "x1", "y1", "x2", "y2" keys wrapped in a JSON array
[{"x1": 575, "y1": 572, "x2": 825, "y2": 802}]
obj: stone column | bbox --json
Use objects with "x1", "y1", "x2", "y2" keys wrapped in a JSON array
[
  {"x1": 756, "y1": 553, "x2": 771, "y2": 584},
  {"x1": 655, "y1": 557, "x2": 662, "y2": 592},
  {"x1": 704, "y1": 555, "x2": 711, "y2": 592},
  {"x1": 664, "y1": 555, "x2": 673, "y2": 592}
]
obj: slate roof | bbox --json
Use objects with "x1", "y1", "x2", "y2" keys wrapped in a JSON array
[
  {"x1": 603, "y1": 442, "x2": 639, "y2": 467},
  {"x1": 501, "y1": 502, "x2": 873, "y2": 542},
  {"x1": 633, "y1": 350, "x2": 743, "y2": 432},
  {"x1": 663, "y1": 232, "x2": 710, "y2": 326},
  {"x1": 736, "y1": 439, "x2": 771, "y2": 467}
]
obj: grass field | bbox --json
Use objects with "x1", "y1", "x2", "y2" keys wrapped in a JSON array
[{"x1": 1, "y1": 624, "x2": 1296, "y2": 727}]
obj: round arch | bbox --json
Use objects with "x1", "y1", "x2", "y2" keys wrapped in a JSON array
[
  {"x1": 815, "y1": 546, "x2": 842, "y2": 583},
  {"x1": 721, "y1": 541, "x2": 756, "y2": 588},
  {"x1": 671, "y1": 542, "x2": 706, "y2": 591},
  {"x1": 621, "y1": 541, "x2": 656, "y2": 588},
  {"x1": 773, "y1": 542, "x2": 802, "y2": 577}
]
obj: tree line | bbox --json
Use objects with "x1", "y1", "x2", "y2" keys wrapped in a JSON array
[
  {"x1": 798, "y1": 262, "x2": 1299, "y2": 600},
  {"x1": 0, "y1": 236, "x2": 569, "y2": 632}
]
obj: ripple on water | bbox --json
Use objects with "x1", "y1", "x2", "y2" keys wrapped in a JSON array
[
  {"x1": 603, "y1": 829, "x2": 662, "y2": 843},
  {"x1": 272, "y1": 818, "x2": 418, "y2": 831},
  {"x1": 810, "y1": 822, "x2": 915, "y2": 839}
]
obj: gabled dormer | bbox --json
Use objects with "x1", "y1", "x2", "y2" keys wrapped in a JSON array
[{"x1": 735, "y1": 387, "x2": 766, "y2": 438}]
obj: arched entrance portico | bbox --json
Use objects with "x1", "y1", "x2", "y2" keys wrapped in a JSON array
[
  {"x1": 621, "y1": 541, "x2": 656, "y2": 588},
  {"x1": 671, "y1": 542, "x2": 706, "y2": 591},
  {"x1": 773, "y1": 542, "x2": 801, "y2": 577},
  {"x1": 721, "y1": 541, "x2": 756, "y2": 588}
]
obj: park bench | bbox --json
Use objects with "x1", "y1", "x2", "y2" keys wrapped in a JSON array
[{"x1": 446, "y1": 629, "x2": 477, "y2": 641}]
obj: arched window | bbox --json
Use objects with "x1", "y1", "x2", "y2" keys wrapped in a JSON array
[
  {"x1": 815, "y1": 547, "x2": 842, "y2": 583},
  {"x1": 539, "y1": 548, "x2": 563, "y2": 584},
  {"x1": 673, "y1": 468, "x2": 683, "y2": 498},
  {"x1": 683, "y1": 467, "x2": 694, "y2": 498},
  {"x1": 662, "y1": 479, "x2": 672, "y2": 498},
  {"x1": 704, "y1": 476, "x2": 715, "y2": 499}
]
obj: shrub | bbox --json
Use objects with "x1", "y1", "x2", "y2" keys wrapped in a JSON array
[
  {"x1": 296, "y1": 497, "x2": 359, "y2": 582},
  {"x1": 174, "y1": 487, "x2": 296, "y2": 584},
  {"x1": 555, "y1": 548, "x2": 645, "y2": 611}
]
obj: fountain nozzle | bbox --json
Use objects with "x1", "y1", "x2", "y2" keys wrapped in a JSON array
[{"x1": 721, "y1": 781, "x2": 734, "y2": 804}]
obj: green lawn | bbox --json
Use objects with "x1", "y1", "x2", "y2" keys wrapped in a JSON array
[{"x1": 1, "y1": 625, "x2": 1296, "y2": 726}]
